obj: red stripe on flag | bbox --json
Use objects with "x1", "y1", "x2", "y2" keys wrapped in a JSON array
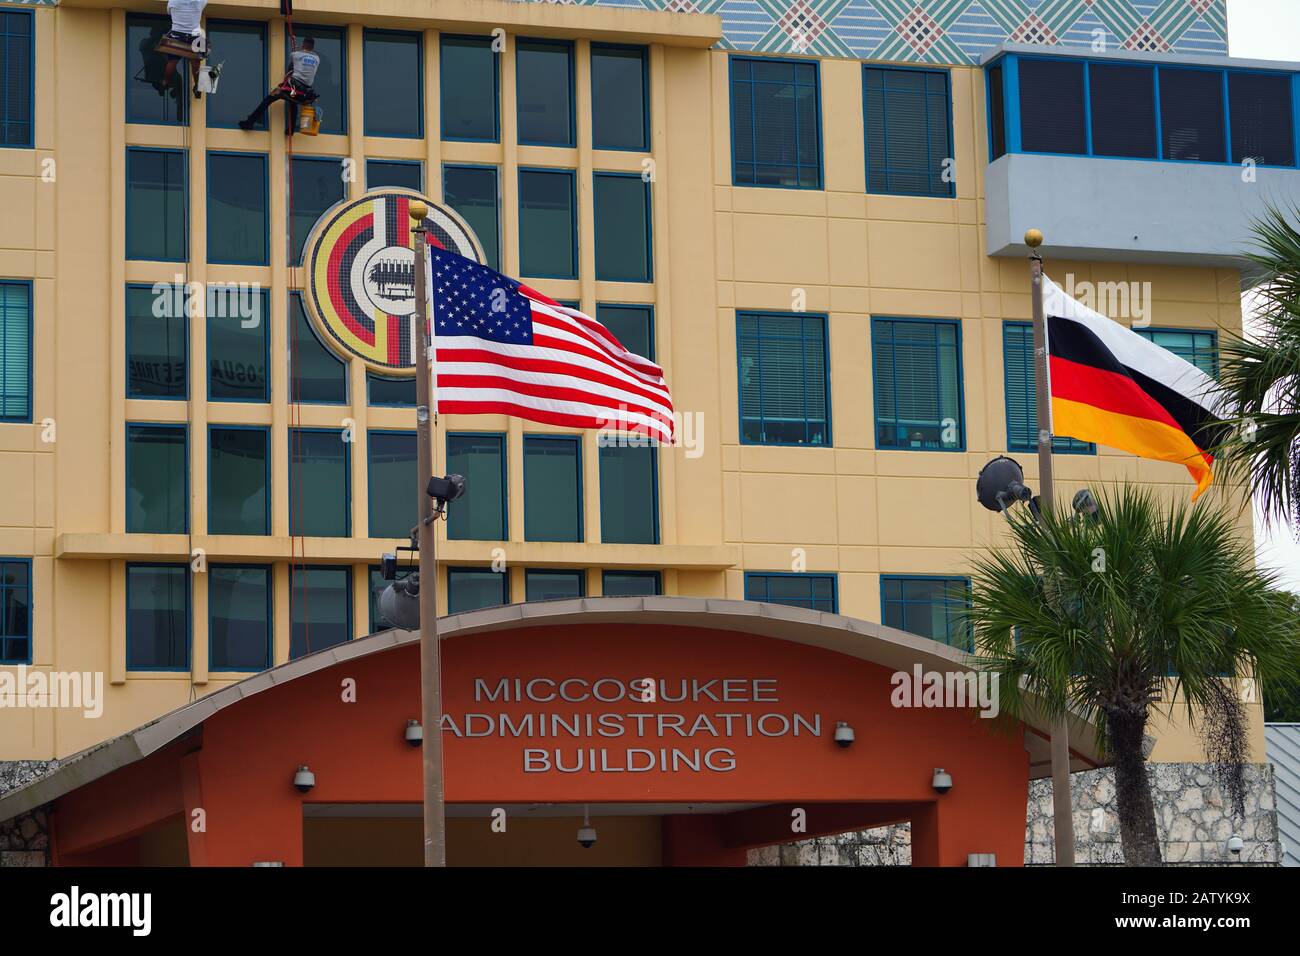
[
  {"x1": 434, "y1": 347, "x2": 671, "y2": 408},
  {"x1": 1049, "y1": 355, "x2": 1185, "y2": 437},
  {"x1": 531, "y1": 309, "x2": 664, "y2": 378},
  {"x1": 435, "y1": 373, "x2": 669, "y2": 422},
  {"x1": 436, "y1": 399, "x2": 672, "y2": 440},
  {"x1": 530, "y1": 329, "x2": 671, "y2": 397}
]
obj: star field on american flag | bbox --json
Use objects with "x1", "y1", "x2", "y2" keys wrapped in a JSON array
[{"x1": 430, "y1": 247, "x2": 534, "y2": 344}]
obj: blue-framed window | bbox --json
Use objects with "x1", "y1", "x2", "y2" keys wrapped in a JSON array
[
  {"x1": 1, "y1": 10, "x2": 33, "y2": 147},
  {"x1": 441, "y1": 35, "x2": 499, "y2": 142},
  {"x1": 0, "y1": 280, "x2": 32, "y2": 422},
  {"x1": 863, "y1": 66, "x2": 954, "y2": 197},
  {"x1": 363, "y1": 29, "x2": 423, "y2": 138},
  {"x1": 518, "y1": 168, "x2": 577, "y2": 279},
  {"x1": 447, "y1": 566, "x2": 510, "y2": 614},
  {"x1": 290, "y1": 156, "x2": 345, "y2": 265},
  {"x1": 525, "y1": 568, "x2": 584, "y2": 602},
  {"x1": 289, "y1": 427, "x2": 350, "y2": 537},
  {"x1": 290, "y1": 292, "x2": 347, "y2": 404},
  {"x1": 871, "y1": 317, "x2": 964, "y2": 451},
  {"x1": 1135, "y1": 327, "x2": 1219, "y2": 378},
  {"x1": 206, "y1": 21, "x2": 267, "y2": 130},
  {"x1": 126, "y1": 147, "x2": 188, "y2": 262},
  {"x1": 291, "y1": 25, "x2": 346, "y2": 135},
  {"x1": 881, "y1": 575, "x2": 971, "y2": 651},
  {"x1": 444, "y1": 164, "x2": 500, "y2": 272},
  {"x1": 989, "y1": 52, "x2": 1298, "y2": 169},
  {"x1": 729, "y1": 56, "x2": 822, "y2": 189},
  {"x1": 208, "y1": 285, "x2": 269, "y2": 402},
  {"x1": 290, "y1": 566, "x2": 351, "y2": 659},
  {"x1": 368, "y1": 429, "x2": 417, "y2": 539},
  {"x1": 744, "y1": 572, "x2": 837, "y2": 613},
  {"x1": 367, "y1": 374, "x2": 415, "y2": 407},
  {"x1": 599, "y1": 444, "x2": 657, "y2": 544},
  {"x1": 209, "y1": 426, "x2": 269, "y2": 536},
  {"x1": 126, "y1": 563, "x2": 190, "y2": 671},
  {"x1": 126, "y1": 13, "x2": 188, "y2": 126},
  {"x1": 207, "y1": 151, "x2": 269, "y2": 266},
  {"x1": 126, "y1": 423, "x2": 188, "y2": 534},
  {"x1": 737, "y1": 311, "x2": 830, "y2": 446},
  {"x1": 1003, "y1": 322, "x2": 1093, "y2": 454},
  {"x1": 593, "y1": 173, "x2": 652, "y2": 283},
  {"x1": 126, "y1": 283, "x2": 186, "y2": 400},
  {"x1": 366, "y1": 159, "x2": 423, "y2": 191},
  {"x1": 516, "y1": 38, "x2": 574, "y2": 147},
  {"x1": 446, "y1": 433, "x2": 507, "y2": 541},
  {"x1": 524, "y1": 435, "x2": 582, "y2": 542},
  {"x1": 591, "y1": 43, "x2": 648, "y2": 151},
  {"x1": 602, "y1": 570, "x2": 660, "y2": 597},
  {"x1": 596, "y1": 304, "x2": 654, "y2": 361},
  {"x1": 0, "y1": 558, "x2": 31, "y2": 664},
  {"x1": 209, "y1": 564, "x2": 271, "y2": 672}
]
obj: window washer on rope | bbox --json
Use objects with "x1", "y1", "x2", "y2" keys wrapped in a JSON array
[
  {"x1": 239, "y1": 37, "x2": 320, "y2": 133},
  {"x1": 158, "y1": 0, "x2": 209, "y2": 98}
]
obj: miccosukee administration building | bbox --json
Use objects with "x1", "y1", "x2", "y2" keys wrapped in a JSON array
[{"x1": 0, "y1": 0, "x2": 1293, "y2": 866}]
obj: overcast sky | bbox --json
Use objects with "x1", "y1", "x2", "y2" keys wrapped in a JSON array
[{"x1": 1227, "y1": 0, "x2": 1300, "y2": 592}]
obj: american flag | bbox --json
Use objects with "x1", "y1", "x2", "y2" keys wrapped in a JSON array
[{"x1": 426, "y1": 246, "x2": 674, "y2": 444}]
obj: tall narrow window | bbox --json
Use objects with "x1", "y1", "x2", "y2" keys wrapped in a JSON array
[
  {"x1": 126, "y1": 284, "x2": 187, "y2": 400},
  {"x1": 208, "y1": 286, "x2": 269, "y2": 402},
  {"x1": 0, "y1": 559, "x2": 31, "y2": 664},
  {"x1": 441, "y1": 35, "x2": 498, "y2": 142},
  {"x1": 290, "y1": 429, "x2": 349, "y2": 537},
  {"x1": 364, "y1": 29, "x2": 423, "y2": 137},
  {"x1": 1002, "y1": 323, "x2": 1093, "y2": 454},
  {"x1": 516, "y1": 38, "x2": 574, "y2": 146},
  {"x1": 593, "y1": 174, "x2": 652, "y2": 282},
  {"x1": 1089, "y1": 63, "x2": 1157, "y2": 159},
  {"x1": 737, "y1": 312, "x2": 830, "y2": 446},
  {"x1": 1229, "y1": 72, "x2": 1295, "y2": 167},
  {"x1": 127, "y1": 148, "x2": 187, "y2": 261},
  {"x1": 730, "y1": 57, "x2": 822, "y2": 189},
  {"x1": 1018, "y1": 59, "x2": 1085, "y2": 155},
  {"x1": 519, "y1": 168, "x2": 576, "y2": 279},
  {"x1": 446, "y1": 433, "x2": 507, "y2": 541},
  {"x1": 126, "y1": 564, "x2": 190, "y2": 670},
  {"x1": 126, "y1": 14, "x2": 187, "y2": 125},
  {"x1": 209, "y1": 565, "x2": 271, "y2": 671},
  {"x1": 599, "y1": 445, "x2": 657, "y2": 544},
  {"x1": 1, "y1": 10, "x2": 33, "y2": 146},
  {"x1": 596, "y1": 304, "x2": 654, "y2": 361},
  {"x1": 443, "y1": 165, "x2": 500, "y2": 272},
  {"x1": 524, "y1": 436, "x2": 582, "y2": 542},
  {"x1": 290, "y1": 566, "x2": 351, "y2": 659},
  {"x1": 0, "y1": 281, "x2": 31, "y2": 422},
  {"x1": 368, "y1": 430, "x2": 417, "y2": 538},
  {"x1": 525, "y1": 569, "x2": 584, "y2": 602},
  {"x1": 290, "y1": 293, "x2": 347, "y2": 403},
  {"x1": 591, "y1": 44, "x2": 647, "y2": 151},
  {"x1": 863, "y1": 67, "x2": 954, "y2": 197},
  {"x1": 987, "y1": 64, "x2": 1005, "y2": 160},
  {"x1": 366, "y1": 159, "x2": 422, "y2": 191},
  {"x1": 871, "y1": 318, "x2": 963, "y2": 451},
  {"x1": 881, "y1": 575, "x2": 971, "y2": 651},
  {"x1": 209, "y1": 427, "x2": 269, "y2": 535},
  {"x1": 126, "y1": 424, "x2": 187, "y2": 534},
  {"x1": 208, "y1": 151, "x2": 269, "y2": 265},
  {"x1": 447, "y1": 567, "x2": 510, "y2": 614},
  {"x1": 1159, "y1": 68, "x2": 1225, "y2": 162},
  {"x1": 290, "y1": 156, "x2": 345, "y2": 264},
  {"x1": 745, "y1": 573, "x2": 836, "y2": 612},
  {"x1": 291, "y1": 26, "x2": 346, "y2": 135},
  {"x1": 206, "y1": 21, "x2": 266, "y2": 129}
]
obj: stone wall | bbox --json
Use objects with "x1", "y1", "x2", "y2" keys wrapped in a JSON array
[
  {"x1": 0, "y1": 759, "x2": 58, "y2": 867},
  {"x1": 749, "y1": 762, "x2": 1280, "y2": 866}
]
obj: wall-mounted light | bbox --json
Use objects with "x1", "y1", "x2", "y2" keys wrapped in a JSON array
[
  {"x1": 293, "y1": 765, "x2": 316, "y2": 793},
  {"x1": 1227, "y1": 834, "x2": 1244, "y2": 858},
  {"x1": 932, "y1": 768, "x2": 953, "y2": 794},
  {"x1": 405, "y1": 719, "x2": 423, "y2": 747},
  {"x1": 967, "y1": 853, "x2": 997, "y2": 867},
  {"x1": 833, "y1": 721, "x2": 855, "y2": 749}
]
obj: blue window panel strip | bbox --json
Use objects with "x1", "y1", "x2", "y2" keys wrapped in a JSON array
[
  {"x1": 743, "y1": 572, "x2": 837, "y2": 614},
  {"x1": 1134, "y1": 327, "x2": 1219, "y2": 379},
  {"x1": 871, "y1": 317, "x2": 965, "y2": 452},
  {"x1": 208, "y1": 564, "x2": 272, "y2": 672},
  {"x1": 1002, "y1": 323, "x2": 1093, "y2": 455},
  {"x1": 729, "y1": 56, "x2": 823, "y2": 190},
  {"x1": 736, "y1": 311, "x2": 831, "y2": 447},
  {"x1": 881, "y1": 574, "x2": 972, "y2": 652},
  {"x1": 0, "y1": 280, "x2": 32, "y2": 422},
  {"x1": 1, "y1": 9, "x2": 34, "y2": 147},
  {"x1": 0, "y1": 557, "x2": 31, "y2": 664},
  {"x1": 125, "y1": 563, "x2": 191, "y2": 672},
  {"x1": 863, "y1": 65, "x2": 954, "y2": 198}
]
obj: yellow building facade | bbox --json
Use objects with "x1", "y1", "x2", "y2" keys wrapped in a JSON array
[{"x1": 0, "y1": 0, "x2": 1271, "y2": 771}]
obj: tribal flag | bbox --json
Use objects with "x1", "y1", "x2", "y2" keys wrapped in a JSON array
[
  {"x1": 424, "y1": 246, "x2": 674, "y2": 444},
  {"x1": 1043, "y1": 276, "x2": 1229, "y2": 499}
]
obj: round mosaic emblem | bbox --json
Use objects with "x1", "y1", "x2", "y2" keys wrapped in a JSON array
[{"x1": 302, "y1": 189, "x2": 485, "y2": 375}]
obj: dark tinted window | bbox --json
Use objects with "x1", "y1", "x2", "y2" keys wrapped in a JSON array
[
  {"x1": 126, "y1": 565, "x2": 189, "y2": 670},
  {"x1": 730, "y1": 57, "x2": 822, "y2": 188},
  {"x1": 208, "y1": 286, "x2": 268, "y2": 402},
  {"x1": 519, "y1": 169, "x2": 576, "y2": 279},
  {"x1": 367, "y1": 374, "x2": 416, "y2": 406},
  {"x1": 206, "y1": 21, "x2": 266, "y2": 129},
  {"x1": 364, "y1": 30, "x2": 423, "y2": 137},
  {"x1": 1018, "y1": 58, "x2": 1085, "y2": 154},
  {"x1": 524, "y1": 435, "x2": 581, "y2": 541},
  {"x1": 1, "y1": 10, "x2": 33, "y2": 146},
  {"x1": 863, "y1": 67, "x2": 954, "y2": 196},
  {"x1": 209, "y1": 427, "x2": 269, "y2": 535},
  {"x1": 525, "y1": 569, "x2": 584, "y2": 602},
  {"x1": 443, "y1": 165, "x2": 500, "y2": 271},
  {"x1": 290, "y1": 156, "x2": 344, "y2": 264},
  {"x1": 591, "y1": 44, "x2": 647, "y2": 150},
  {"x1": 290, "y1": 567, "x2": 351, "y2": 658},
  {"x1": 602, "y1": 571, "x2": 660, "y2": 597},
  {"x1": 368, "y1": 431, "x2": 417, "y2": 538},
  {"x1": 441, "y1": 35, "x2": 498, "y2": 141},
  {"x1": 290, "y1": 293, "x2": 346, "y2": 403},
  {"x1": 290, "y1": 429, "x2": 349, "y2": 537},
  {"x1": 292, "y1": 26, "x2": 346, "y2": 135},
  {"x1": 596, "y1": 304, "x2": 654, "y2": 361},
  {"x1": 0, "y1": 281, "x2": 30, "y2": 422},
  {"x1": 987, "y1": 64, "x2": 1005, "y2": 160},
  {"x1": 745, "y1": 573, "x2": 836, "y2": 612},
  {"x1": 872, "y1": 318, "x2": 964, "y2": 451},
  {"x1": 599, "y1": 445, "x2": 657, "y2": 544},
  {"x1": 1229, "y1": 72, "x2": 1295, "y2": 167},
  {"x1": 1089, "y1": 63, "x2": 1156, "y2": 159},
  {"x1": 1159, "y1": 68, "x2": 1225, "y2": 162},
  {"x1": 593, "y1": 174, "x2": 652, "y2": 282},
  {"x1": 447, "y1": 567, "x2": 509, "y2": 614},
  {"x1": 209, "y1": 565, "x2": 271, "y2": 671},
  {"x1": 516, "y1": 39, "x2": 574, "y2": 146},
  {"x1": 126, "y1": 284, "x2": 187, "y2": 400},
  {"x1": 737, "y1": 312, "x2": 830, "y2": 446},
  {"x1": 126, "y1": 425, "x2": 187, "y2": 533},
  {"x1": 366, "y1": 160, "x2": 422, "y2": 191},
  {"x1": 208, "y1": 152, "x2": 268, "y2": 264},
  {"x1": 881, "y1": 576, "x2": 971, "y2": 650},
  {"x1": 447, "y1": 433, "x2": 507, "y2": 541},
  {"x1": 126, "y1": 14, "x2": 187, "y2": 124},
  {"x1": 0, "y1": 559, "x2": 31, "y2": 663},
  {"x1": 127, "y1": 148, "x2": 187, "y2": 261}
]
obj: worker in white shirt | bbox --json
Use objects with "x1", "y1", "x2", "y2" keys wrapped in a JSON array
[
  {"x1": 240, "y1": 38, "x2": 320, "y2": 133},
  {"x1": 160, "y1": 0, "x2": 209, "y2": 96}
]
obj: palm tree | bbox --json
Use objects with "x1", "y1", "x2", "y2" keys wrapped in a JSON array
[
  {"x1": 1216, "y1": 204, "x2": 1300, "y2": 531},
  {"x1": 967, "y1": 486, "x2": 1300, "y2": 866}
]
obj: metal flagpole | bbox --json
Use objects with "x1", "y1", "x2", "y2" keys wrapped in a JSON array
[
  {"x1": 1026, "y1": 227, "x2": 1076, "y2": 868},
  {"x1": 410, "y1": 200, "x2": 447, "y2": 867}
]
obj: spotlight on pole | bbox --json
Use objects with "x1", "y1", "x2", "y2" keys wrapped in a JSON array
[
  {"x1": 976, "y1": 456, "x2": 1034, "y2": 514},
  {"x1": 1072, "y1": 488, "x2": 1099, "y2": 520},
  {"x1": 379, "y1": 573, "x2": 422, "y2": 631},
  {"x1": 427, "y1": 473, "x2": 467, "y2": 517}
]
